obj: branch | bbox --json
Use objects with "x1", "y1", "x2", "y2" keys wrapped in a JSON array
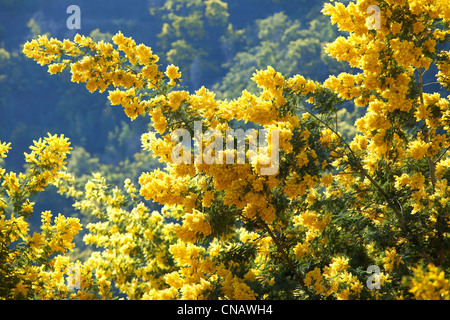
[
  {"x1": 423, "y1": 81, "x2": 440, "y2": 87},
  {"x1": 434, "y1": 147, "x2": 449, "y2": 164},
  {"x1": 259, "y1": 219, "x2": 301, "y2": 282},
  {"x1": 419, "y1": 67, "x2": 437, "y2": 192},
  {"x1": 295, "y1": 95, "x2": 436, "y2": 264},
  {"x1": 297, "y1": 103, "x2": 405, "y2": 223}
]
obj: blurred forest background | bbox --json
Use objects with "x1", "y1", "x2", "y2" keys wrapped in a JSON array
[{"x1": 0, "y1": 0, "x2": 359, "y2": 258}]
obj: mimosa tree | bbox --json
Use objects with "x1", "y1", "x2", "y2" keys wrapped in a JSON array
[{"x1": 1, "y1": 0, "x2": 449, "y2": 300}]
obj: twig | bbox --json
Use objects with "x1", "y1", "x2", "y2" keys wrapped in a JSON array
[
  {"x1": 423, "y1": 82, "x2": 440, "y2": 87},
  {"x1": 434, "y1": 147, "x2": 449, "y2": 164}
]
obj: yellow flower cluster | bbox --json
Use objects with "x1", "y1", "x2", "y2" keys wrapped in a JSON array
[
  {"x1": 19, "y1": 0, "x2": 450, "y2": 300},
  {"x1": 23, "y1": 133, "x2": 72, "y2": 192},
  {"x1": 173, "y1": 209, "x2": 212, "y2": 242},
  {"x1": 286, "y1": 74, "x2": 317, "y2": 96},
  {"x1": 324, "y1": 73, "x2": 363, "y2": 100},
  {"x1": 304, "y1": 257, "x2": 364, "y2": 300},
  {"x1": 382, "y1": 248, "x2": 404, "y2": 273},
  {"x1": 1, "y1": 134, "x2": 71, "y2": 222},
  {"x1": 23, "y1": 32, "x2": 164, "y2": 121},
  {"x1": 322, "y1": 0, "x2": 450, "y2": 180},
  {"x1": 0, "y1": 138, "x2": 112, "y2": 299},
  {"x1": 165, "y1": 64, "x2": 182, "y2": 86},
  {"x1": 144, "y1": 240, "x2": 257, "y2": 300},
  {"x1": 56, "y1": 173, "x2": 175, "y2": 299},
  {"x1": 294, "y1": 210, "x2": 330, "y2": 234},
  {"x1": 252, "y1": 66, "x2": 287, "y2": 107},
  {"x1": 409, "y1": 264, "x2": 450, "y2": 300},
  {"x1": 0, "y1": 141, "x2": 11, "y2": 158}
]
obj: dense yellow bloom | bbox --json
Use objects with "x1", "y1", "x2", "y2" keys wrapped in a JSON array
[
  {"x1": 27, "y1": 232, "x2": 45, "y2": 254},
  {"x1": 165, "y1": 64, "x2": 182, "y2": 85},
  {"x1": 409, "y1": 264, "x2": 450, "y2": 300},
  {"x1": 0, "y1": 138, "x2": 117, "y2": 299},
  {"x1": 48, "y1": 63, "x2": 65, "y2": 74},
  {"x1": 382, "y1": 248, "x2": 404, "y2": 273},
  {"x1": 294, "y1": 210, "x2": 330, "y2": 234},
  {"x1": 168, "y1": 90, "x2": 190, "y2": 112},
  {"x1": 19, "y1": 0, "x2": 450, "y2": 301},
  {"x1": 304, "y1": 267, "x2": 326, "y2": 295},
  {"x1": 324, "y1": 73, "x2": 361, "y2": 100},
  {"x1": 0, "y1": 141, "x2": 11, "y2": 158},
  {"x1": 322, "y1": 256, "x2": 364, "y2": 300},
  {"x1": 252, "y1": 66, "x2": 286, "y2": 107},
  {"x1": 286, "y1": 74, "x2": 316, "y2": 95},
  {"x1": 174, "y1": 209, "x2": 212, "y2": 242},
  {"x1": 220, "y1": 272, "x2": 257, "y2": 300},
  {"x1": 407, "y1": 140, "x2": 431, "y2": 160},
  {"x1": 294, "y1": 241, "x2": 310, "y2": 260},
  {"x1": 22, "y1": 133, "x2": 72, "y2": 193},
  {"x1": 2, "y1": 172, "x2": 21, "y2": 198}
]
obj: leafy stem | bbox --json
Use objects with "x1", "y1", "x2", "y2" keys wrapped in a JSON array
[{"x1": 294, "y1": 101, "x2": 435, "y2": 264}]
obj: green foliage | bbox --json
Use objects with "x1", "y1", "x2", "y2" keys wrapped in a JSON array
[{"x1": 214, "y1": 12, "x2": 348, "y2": 99}]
